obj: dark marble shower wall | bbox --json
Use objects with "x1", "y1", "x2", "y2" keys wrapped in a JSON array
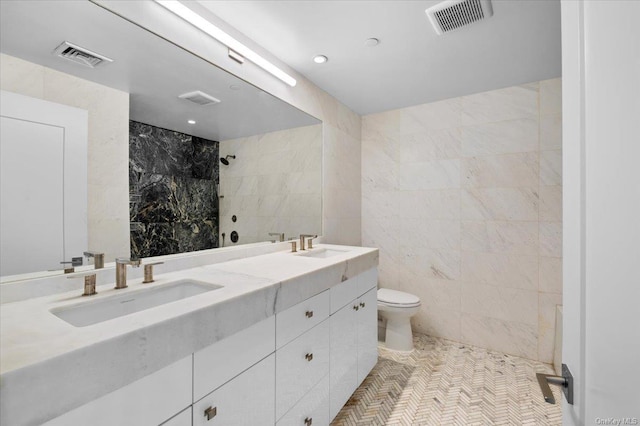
[{"x1": 129, "y1": 121, "x2": 219, "y2": 258}]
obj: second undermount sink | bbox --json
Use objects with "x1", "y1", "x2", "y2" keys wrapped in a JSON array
[
  {"x1": 51, "y1": 280, "x2": 222, "y2": 327},
  {"x1": 297, "y1": 248, "x2": 350, "y2": 259}
]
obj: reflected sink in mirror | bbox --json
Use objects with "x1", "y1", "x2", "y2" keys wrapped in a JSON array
[
  {"x1": 297, "y1": 248, "x2": 350, "y2": 259},
  {"x1": 51, "y1": 280, "x2": 222, "y2": 327}
]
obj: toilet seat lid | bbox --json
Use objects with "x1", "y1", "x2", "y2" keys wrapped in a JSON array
[{"x1": 377, "y1": 288, "x2": 420, "y2": 306}]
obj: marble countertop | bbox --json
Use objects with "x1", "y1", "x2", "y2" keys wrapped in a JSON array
[{"x1": 0, "y1": 243, "x2": 378, "y2": 425}]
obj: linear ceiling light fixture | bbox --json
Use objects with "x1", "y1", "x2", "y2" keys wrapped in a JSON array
[{"x1": 154, "y1": 0, "x2": 297, "y2": 87}]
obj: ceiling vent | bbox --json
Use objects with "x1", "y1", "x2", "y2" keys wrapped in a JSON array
[
  {"x1": 178, "y1": 91, "x2": 221, "y2": 106},
  {"x1": 426, "y1": 0, "x2": 494, "y2": 35},
  {"x1": 53, "y1": 41, "x2": 113, "y2": 68}
]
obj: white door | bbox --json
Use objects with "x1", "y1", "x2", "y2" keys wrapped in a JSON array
[
  {"x1": 561, "y1": 1, "x2": 640, "y2": 424},
  {"x1": 1, "y1": 117, "x2": 65, "y2": 274},
  {"x1": 0, "y1": 90, "x2": 87, "y2": 276}
]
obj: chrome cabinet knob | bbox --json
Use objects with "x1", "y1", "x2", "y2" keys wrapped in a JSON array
[
  {"x1": 360, "y1": 302, "x2": 365, "y2": 308},
  {"x1": 305, "y1": 310, "x2": 314, "y2": 318},
  {"x1": 304, "y1": 417, "x2": 313, "y2": 425},
  {"x1": 305, "y1": 353, "x2": 313, "y2": 362},
  {"x1": 353, "y1": 305, "x2": 359, "y2": 311}
]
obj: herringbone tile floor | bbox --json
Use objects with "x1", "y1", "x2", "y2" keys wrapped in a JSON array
[{"x1": 332, "y1": 334, "x2": 562, "y2": 426}]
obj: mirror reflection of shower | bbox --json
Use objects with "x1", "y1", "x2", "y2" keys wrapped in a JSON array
[{"x1": 220, "y1": 155, "x2": 236, "y2": 165}]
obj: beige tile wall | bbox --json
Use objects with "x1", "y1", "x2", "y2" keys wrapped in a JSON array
[
  {"x1": 219, "y1": 124, "x2": 322, "y2": 245},
  {"x1": 362, "y1": 78, "x2": 563, "y2": 362}
]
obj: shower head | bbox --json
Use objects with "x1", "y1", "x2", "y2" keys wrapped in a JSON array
[{"x1": 220, "y1": 155, "x2": 236, "y2": 165}]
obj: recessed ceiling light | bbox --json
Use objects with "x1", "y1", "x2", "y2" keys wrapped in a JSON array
[
  {"x1": 229, "y1": 84, "x2": 240, "y2": 91},
  {"x1": 313, "y1": 55, "x2": 328, "y2": 64},
  {"x1": 364, "y1": 38, "x2": 380, "y2": 47},
  {"x1": 187, "y1": 119, "x2": 196, "y2": 124}
]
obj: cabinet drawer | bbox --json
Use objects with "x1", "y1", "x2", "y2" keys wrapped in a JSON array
[
  {"x1": 357, "y1": 267, "x2": 378, "y2": 297},
  {"x1": 276, "y1": 319, "x2": 330, "y2": 420},
  {"x1": 194, "y1": 316, "x2": 275, "y2": 402},
  {"x1": 329, "y1": 276, "x2": 359, "y2": 314},
  {"x1": 45, "y1": 355, "x2": 192, "y2": 426},
  {"x1": 276, "y1": 290, "x2": 329, "y2": 349},
  {"x1": 276, "y1": 374, "x2": 329, "y2": 426},
  {"x1": 193, "y1": 354, "x2": 275, "y2": 426}
]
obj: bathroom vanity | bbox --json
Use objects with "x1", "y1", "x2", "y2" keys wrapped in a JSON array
[{"x1": 0, "y1": 244, "x2": 379, "y2": 426}]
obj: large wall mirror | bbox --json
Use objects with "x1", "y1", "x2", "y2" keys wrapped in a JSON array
[{"x1": 0, "y1": 0, "x2": 322, "y2": 282}]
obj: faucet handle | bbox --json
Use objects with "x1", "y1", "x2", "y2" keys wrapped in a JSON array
[
  {"x1": 68, "y1": 272, "x2": 98, "y2": 296},
  {"x1": 143, "y1": 262, "x2": 164, "y2": 284},
  {"x1": 84, "y1": 251, "x2": 105, "y2": 269},
  {"x1": 307, "y1": 235, "x2": 318, "y2": 250},
  {"x1": 60, "y1": 257, "x2": 83, "y2": 273}
]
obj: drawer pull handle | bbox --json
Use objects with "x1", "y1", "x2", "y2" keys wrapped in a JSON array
[
  {"x1": 304, "y1": 417, "x2": 313, "y2": 426},
  {"x1": 305, "y1": 353, "x2": 314, "y2": 362},
  {"x1": 305, "y1": 310, "x2": 314, "y2": 318},
  {"x1": 360, "y1": 302, "x2": 366, "y2": 308},
  {"x1": 204, "y1": 406, "x2": 217, "y2": 420},
  {"x1": 353, "y1": 305, "x2": 359, "y2": 311}
]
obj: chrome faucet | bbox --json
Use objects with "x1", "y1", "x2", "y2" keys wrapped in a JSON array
[
  {"x1": 115, "y1": 257, "x2": 141, "y2": 289},
  {"x1": 299, "y1": 234, "x2": 317, "y2": 251}
]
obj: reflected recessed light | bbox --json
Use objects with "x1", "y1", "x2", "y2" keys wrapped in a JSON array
[
  {"x1": 313, "y1": 55, "x2": 328, "y2": 64},
  {"x1": 364, "y1": 38, "x2": 380, "y2": 47},
  {"x1": 187, "y1": 119, "x2": 196, "y2": 124},
  {"x1": 229, "y1": 84, "x2": 240, "y2": 91}
]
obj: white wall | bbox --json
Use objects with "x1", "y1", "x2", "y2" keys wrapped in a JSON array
[
  {"x1": 362, "y1": 79, "x2": 563, "y2": 362},
  {"x1": 0, "y1": 53, "x2": 130, "y2": 262},
  {"x1": 219, "y1": 124, "x2": 322, "y2": 245}
]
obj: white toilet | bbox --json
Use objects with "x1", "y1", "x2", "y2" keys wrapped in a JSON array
[{"x1": 377, "y1": 288, "x2": 421, "y2": 351}]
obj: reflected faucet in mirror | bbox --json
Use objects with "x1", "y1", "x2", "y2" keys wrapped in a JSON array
[
  {"x1": 60, "y1": 257, "x2": 83, "y2": 274},
  {"x1": 83, "y1": 251, "x2": 104, "y2": 269},
  {"x1": 269, "y1": 233, "x2": 285, "y2": 243}
]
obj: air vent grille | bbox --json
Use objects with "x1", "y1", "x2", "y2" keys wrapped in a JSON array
[
  {"x1": 53, "y1": 41, "x2": 113, "y2": 68},
  {"x1": 426, "y1": 0, "x2": 494, "y2": 35},
  {"x1": 178, "y1": 91, "x2": 221, "y2": 106}
]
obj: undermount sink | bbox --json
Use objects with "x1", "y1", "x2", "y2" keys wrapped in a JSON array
[
  {"x1": 297, "y1": 248, "x2": 350, "y2": 259},
  {"x1": 51, "y1": 280, "x2": 222, "y2": 327}
]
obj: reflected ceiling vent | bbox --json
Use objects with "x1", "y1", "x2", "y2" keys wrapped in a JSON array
[
  {"x1": 178, "y1": 90, "x2": 221, "y2": 106},
  {"x1": 426, "y1": 0, "x2": 494, "y2": 35},
  {"x1": 53, "y1": 41, "x2": 113, "y2": 68}
]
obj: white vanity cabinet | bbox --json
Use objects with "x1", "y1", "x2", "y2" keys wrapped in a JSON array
[
  {"x1": 275, "y1": 290, "x2": 330, "y2": 422},
  {"x1": 193, "y1": 354, "x2": 275, "y2": 426},
  {"x1": 192, "y1": 316, "x2": 276, "y2": 425},
  {"x1": 193, "y1": 316, "x2": 275, "y2": 402},
  {"x1": 44, "y1": 355, "x2": 193, "y2": 426},
  {"x1": 276, "y1": 374, "x2": 330, "y2": 426},
  {"x1": 161, "y1": 408, "x2": 192, "y2": 426},
  {"x1": 329, "y1": 268, "x2": 378, "y2": 421},
  {"x1": 26, "y1": 258, "x2": 379, "y2": 426}
]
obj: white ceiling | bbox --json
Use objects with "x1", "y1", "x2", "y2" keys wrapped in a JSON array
[
  {"x1": 197, "y1": 0, "x2": 562, "y2": 115},
  {"x1": 0, "y1": 1, "x2": 318, "y2": 141}
]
